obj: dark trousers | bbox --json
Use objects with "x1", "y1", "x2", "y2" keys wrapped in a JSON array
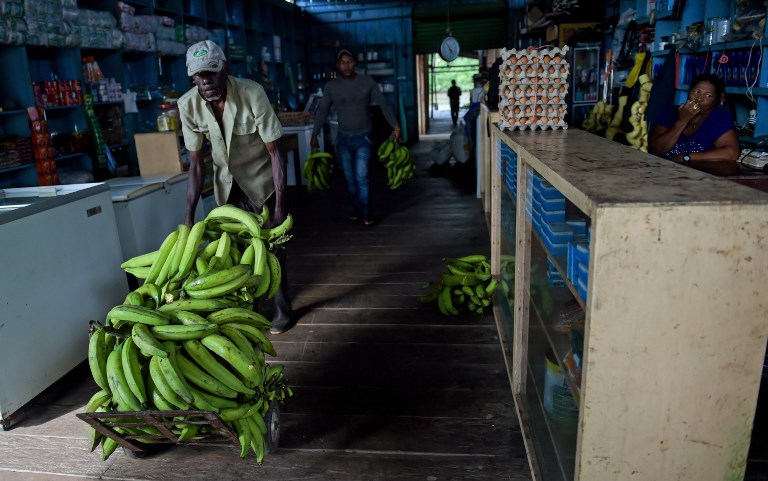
[
  {"x1": 451, "y1": 108, "x2": 459, "y2": 125},
  {"x1": 226, "y1": 180, "x2": 290, "y2": 309}
]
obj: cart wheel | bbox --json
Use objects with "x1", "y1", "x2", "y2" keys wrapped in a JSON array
[
  {"x1": 122, "y1": 447, "x2": 148, "y2": 459},
  {"x1": 265, "y1": 401, "x2": 280, "y2": 454}
]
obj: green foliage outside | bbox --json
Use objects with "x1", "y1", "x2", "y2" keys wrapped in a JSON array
[{"x1": 432, "y1": 56, "x2": 480, "y2": 109}]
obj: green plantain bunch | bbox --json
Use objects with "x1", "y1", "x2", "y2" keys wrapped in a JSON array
[
  {"x1": 419, "y1": 254, "x2": 502, "y2": 316},
  {"x1": 85, "y1": 204, "x2": 294, "y2": 463}
]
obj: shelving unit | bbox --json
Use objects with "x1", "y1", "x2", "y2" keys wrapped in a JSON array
[
  {"x1": 0, "y1": 0, "x2": 305, "y2": 187},
  {"x1": 644, "y1": 0, "x2": 768, "y2": 136},
  {"x1": 490, "y1": 126, "x2": 768, "y2": 481},
  {"x1": 307, "y1": 42, "x2": 398, "y2": 101}
]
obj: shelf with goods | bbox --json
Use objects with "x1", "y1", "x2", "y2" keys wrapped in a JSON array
[
  {"x1": 357, "y1": 42, "x2": 398, "y2": 103},
  {"x1": 0, "y1": 46, "x2": 36, "y2": 187},
  {"x1": 0, "y1": 0, "x2": 305, "y2": 186},
  {"x1": 26, "y1": 46, "x2": 94, "y2": 183},
  {"x1": 241, "y1": 0, "x2": 305, "y2": 109},
  {"x1": 644, "y1": 0, "x2": 768, "y2": 137},
  {"x1": 489, "y1": 125, "x2": 768, "y2": 481}
]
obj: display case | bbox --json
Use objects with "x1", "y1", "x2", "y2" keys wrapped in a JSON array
[
  {"x1": 567, "y1": 43, "x2": 600, "y2": 128},
  {"x1": 490, "y1": 126, "x2": 768, "y2": 481}
]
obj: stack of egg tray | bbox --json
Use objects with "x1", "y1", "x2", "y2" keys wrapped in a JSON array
[{"x1": 497, "y1": 46, "x2": 570, "y2": 131}]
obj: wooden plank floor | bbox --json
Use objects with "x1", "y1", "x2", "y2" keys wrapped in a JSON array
[{"x1": 0, "y1": 119, "x2": 533, "y2": 480}]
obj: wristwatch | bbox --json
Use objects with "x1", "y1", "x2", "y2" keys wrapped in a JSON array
[{"x1": 682, "y1": 153, "x2": 691, "y2": 164}]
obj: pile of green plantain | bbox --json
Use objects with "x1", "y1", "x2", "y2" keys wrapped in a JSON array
[
  {"x1": 85, "y1": 204, "x2": 293, "y2": 463},
  {"x1": 419, "y1": 255, "x2": 500, "y2": 316}
]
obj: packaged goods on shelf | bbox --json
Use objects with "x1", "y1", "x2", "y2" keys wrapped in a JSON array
[
  {"x1": 184, "y1": 25, "x2": 209, "y2": 45},
  {"x1": 0, "y1": 0, "x2": 24, "y2": 17},
  {"x1": 156, "y1": 25, "x2": 185, "y2": 55},
  {"x1": 498, "y1": 46, "x2": 570, "y2": 131},
  {"x1": 74, "y1": 9, "x2": 124, "y2": 49},
  {"x1": 0, "y1": 16, "x2": 27, "y2": 45},
  {"x1": 22, "y1": 0, "x2": 80, "y2": 47},
  {"x1": 32, "y1": 79, "x2": 82, "y2": 107},
  {"x1": 124, "y1": 31, "x2": 155, "y2": 52},
  {"x1": 0, "y1": 135, "x2": 33, "y2": 169},
  {"x1": 26, "y1": 107, "x2": 59, "y2": 186},
  {"x1": 83, "y1": 94, "x2": 107, "y2": 169}
]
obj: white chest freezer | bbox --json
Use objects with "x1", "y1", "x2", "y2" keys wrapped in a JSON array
[
  {"x1": 0, "y1": 183, "x2": 127, "y2": 429},
  {"x1": 107, "y1": 173, "x2": 216, "y2": 262}
]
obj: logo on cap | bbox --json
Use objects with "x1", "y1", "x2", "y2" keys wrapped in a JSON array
[{"x1": 193, "y1": 48, "x2": 208, "y2": 58}]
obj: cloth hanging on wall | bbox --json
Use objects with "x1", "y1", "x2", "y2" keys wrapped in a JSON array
[{"x1": 644, "y1": 47, "x2": 678, "y2": 140}]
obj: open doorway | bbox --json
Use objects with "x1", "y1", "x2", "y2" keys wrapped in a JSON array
[{"x1": 416, "y1": 53, "x2": 481, "y2": 136}]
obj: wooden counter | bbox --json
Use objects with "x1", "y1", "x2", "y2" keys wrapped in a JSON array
[{"x1": 490, "y1": 126, "x2": 768, "y2": 481}]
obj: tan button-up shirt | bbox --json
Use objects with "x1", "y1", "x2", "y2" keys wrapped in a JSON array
[{"x1": 178, "y1": 76, "x2": 283, "y2": 207}]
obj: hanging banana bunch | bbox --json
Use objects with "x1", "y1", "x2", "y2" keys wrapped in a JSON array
[
  {"x1": 625, "y1": 74, "x2": 653, "y2": 152},
  {"x1": 377, "y1": 136, "x2": 415, "y2": 189},
  {"x1": 303, "y1": 151, "x2": 333, "y2": 192}
]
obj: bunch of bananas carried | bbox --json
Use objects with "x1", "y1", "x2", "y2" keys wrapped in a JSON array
[
  {"x1": 377, "y1": 137, "x2": 415, "y2": 189},
  {"x1": 84, "y1": 205, "x2": 294, "y2": 463},
  {"x1": 302, "y1": 150, "x2": 333, "y2": 192},
  {"x1": 419, "y1": 254, "x2": 499, "y2": 316}
]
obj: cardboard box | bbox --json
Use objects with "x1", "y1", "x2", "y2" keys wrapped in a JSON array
[
  {"x1": 135, "y1": 131, "x2": 183, "y2": 176},
  {"x1": 547, "y1": 24, "x2": 559, "y2": 42}
]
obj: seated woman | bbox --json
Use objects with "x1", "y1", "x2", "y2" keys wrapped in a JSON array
[{"x1": 649, "y1": 73, "x2": 740, "y2": 172}]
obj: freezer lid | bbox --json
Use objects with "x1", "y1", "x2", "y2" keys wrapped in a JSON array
[
  {"x1": 140, "y1": 172, "x2": 189, "y2": 186},
  {"x1": 108, "y1": 182, "x2": 165, "y2": 202},
  {"x1": 0, "y1": 183, "x2": 111, "y2": 225}
]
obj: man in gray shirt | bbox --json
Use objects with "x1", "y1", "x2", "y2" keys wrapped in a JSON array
[{"x1": 310, "y1": 48, "x2": 401, "y2": 226}]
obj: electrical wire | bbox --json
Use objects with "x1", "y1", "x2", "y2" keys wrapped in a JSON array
[
  {"x1": 744, "y1": 37, "x2": 761, "y2": 107},
  {"x1": 738, "y1": 38, "x2": 762, "y2": 132}
]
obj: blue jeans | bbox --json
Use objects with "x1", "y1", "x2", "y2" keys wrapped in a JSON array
[{"x1": 336, "y1": 132, "x2": 373, "y2": 218}]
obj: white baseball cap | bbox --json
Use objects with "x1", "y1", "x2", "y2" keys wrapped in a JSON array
[{"x1": 186, "y1": 40, "x2": 226, "y2": 76}]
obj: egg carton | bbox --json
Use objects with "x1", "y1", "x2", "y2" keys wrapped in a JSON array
[
  {"x1": 510, "y1": 111, "x2": 567, "y2": 124},
  {"x1": 499, "y1": 116, "x2": 569, "y2": 132},
  {"x1": 500, "y1": 46, "x2": 570, "y2": 64},
  {"x1": 499, "y1": 47, "x2": 571, "y2": 85},
  {"x1": 500, "y1": 94, "x2": 568, "y2": 107},
  {"x1": 501, "y1": 102, "x2": 567, "y2": 118},
  {"x1": 499, "y1": 117, "x2": 569, "y2": 131}
]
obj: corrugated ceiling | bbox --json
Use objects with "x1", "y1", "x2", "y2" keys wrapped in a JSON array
[
  {"x1": 412, "y1": 1, "x2": 509, "y2": 53},
  {"x1": 297, "y1": 0, "x2": 512, "y2": 54}
]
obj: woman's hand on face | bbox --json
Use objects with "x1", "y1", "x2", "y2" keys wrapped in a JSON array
[{"x1": 678, "y1": 100, "x2": 699, "y2": 123}]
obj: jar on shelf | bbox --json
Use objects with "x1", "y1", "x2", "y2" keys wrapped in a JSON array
[{"x1": 157, "y1": 102, "x2": 180, "y2": 131}]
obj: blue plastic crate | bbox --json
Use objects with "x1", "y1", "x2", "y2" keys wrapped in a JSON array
[
  {"x1": 576, "y1": 276, "x2": 588, "y2": 302},
  {"x1": 567, "y1": 240, "x2": 576, "y2": 283},
  {"x1": 574, "y1": 241, "x2": 590, "y2": 267},
  {"x1": 539, "y1": 196, "x2": 566, "y2": 211},
  {"x1": 543, "y1": 222, "x2": 574, "y2": 245},
  {"x1": 538, "y1": 181, "x2": 564, "y2": 201},
  {"x1": 577, "y1": 261, "x2": 588, "y2": 279},
  {"x1": 547, "y1": 241, "x2": 568, "y2": 256},
  {"x1": 566, "y1": 218, "x2": 587, "y2": 236},
  {"x1": 547, "y1": 269, "x2": 566, "y2": 288},
  {"x1": 540, "y1": 209, "x2": 566, "y2": 224}
]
